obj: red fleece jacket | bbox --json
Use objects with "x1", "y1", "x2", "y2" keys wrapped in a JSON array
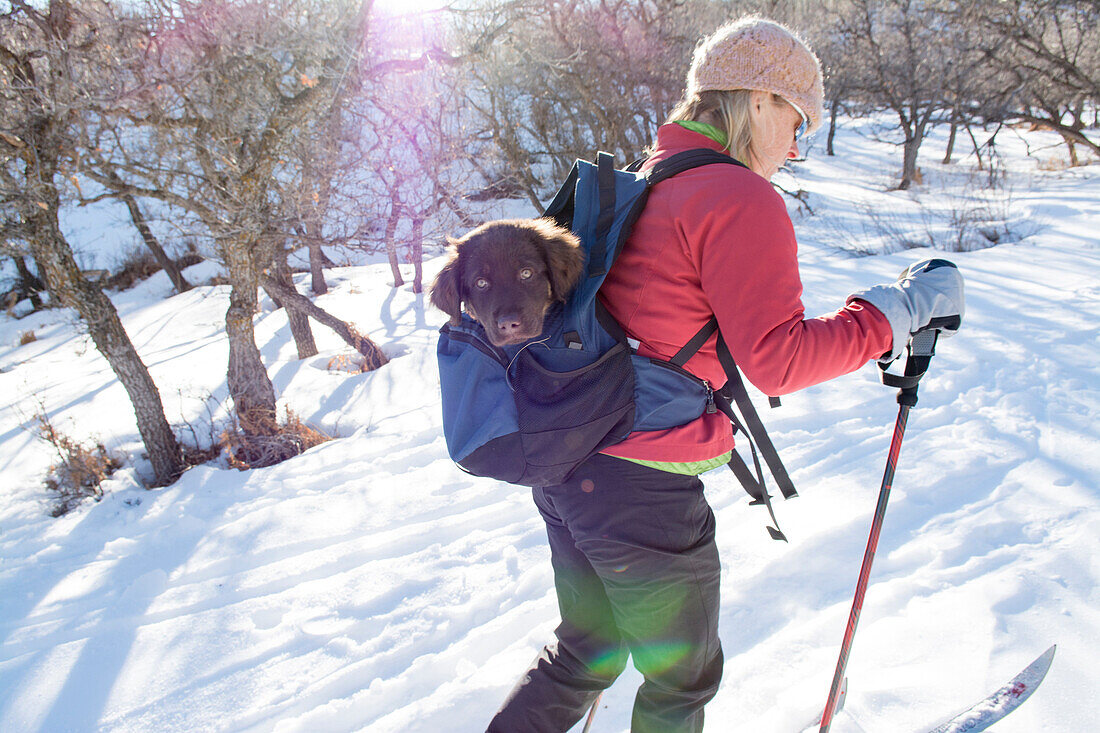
[{"x1": 598, "y1": 124, "x2": 893, "y2": 463}]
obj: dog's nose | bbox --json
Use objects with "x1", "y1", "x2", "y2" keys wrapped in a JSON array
[
  {"x1": 496, "y1": 315, "x2": 523, "y2": 336},
  {"x1": 497, "y1": 315, "x2": 522, "y2": 333}
]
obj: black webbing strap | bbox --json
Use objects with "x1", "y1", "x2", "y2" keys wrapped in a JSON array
[
  {"x1": 647, "y1": 148, "x2": 747, "y2": 186},
  {"x1": 720, "y1": 399, "x2": 789, "y2": 542},
  {"x1": 588, "y1": 151, "x2": 617, "y2": 278},
  {"x1": 594, "y1": 299, "x2": 628, "y2": 344},
  {"x1": 663, "y1": 315, "x2": 798, "y2": 541},
  {"x1": 670, "y1": 316, "x2": 718, "y2": 368},
  {"x1": 715, "y1": 334, "x2": 798, "y2": 541},
  {"x1": 716, "y1": 335, "x2": 797, "y2": 500},
  {"x1": 879, "y1": 327, "x2": 940, "y2": 407},
  {"x1": 671, "y1": 316, "x2": 783, "y2": 408}
]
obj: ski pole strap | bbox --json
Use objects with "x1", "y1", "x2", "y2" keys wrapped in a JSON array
[{"x1": 879, "y1": 327, "x2": 940, "y2": 407}]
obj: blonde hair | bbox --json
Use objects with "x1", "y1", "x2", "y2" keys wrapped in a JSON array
[{"x1": 665, "y1": 89, "x2": 788, "y2": 170}]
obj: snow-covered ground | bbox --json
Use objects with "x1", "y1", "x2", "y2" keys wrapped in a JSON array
[{"x1": 1, "y1": 121, "x2": 1097, "y2": 732}]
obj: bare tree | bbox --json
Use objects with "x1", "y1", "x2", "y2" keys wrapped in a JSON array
[
  {"x1": 458, "y1": 0, "x2": 711, "y2": 200},
  {"x1": 831, "y1": 0, "x2": 962, "y2": 189},
  {"x1": 970, "y1": 0, "x2": 1099, "y2": 163},
  {"x1": 99, "y1": 167, "x2": 192, "y2": 293},
  {"x1": 335, "y1": 5, "x2": 488, "y2": 292},
  {"x1": 361, "y1": 69, "x2": 477, "y2": 291},
  {"x1": 0, "y1": 0, "x2": 185, "y2": 486},
  {"x1": 77, "y1": 0, "x2": 387, "y2": 439}
]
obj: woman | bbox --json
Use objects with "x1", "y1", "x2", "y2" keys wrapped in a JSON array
[{"x1": 488, "y1": 17, "x2": 963, "y2": 733}]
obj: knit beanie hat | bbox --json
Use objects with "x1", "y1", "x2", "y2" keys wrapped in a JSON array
[{"x1": 687, "y1": 17, "x2": 825, "y2": 135}]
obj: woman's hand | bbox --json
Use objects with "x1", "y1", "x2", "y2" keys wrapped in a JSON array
[{"x1": 847, "y1": 259, "x2": 965, "y2": 363}]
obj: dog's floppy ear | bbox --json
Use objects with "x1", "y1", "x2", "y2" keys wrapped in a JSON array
[
  {"x1": 430, "y1": 237, "x2": 464, "y2": 324},
  {"x1": 532, "y1": 218, "x2": 584, "y2": 303}
]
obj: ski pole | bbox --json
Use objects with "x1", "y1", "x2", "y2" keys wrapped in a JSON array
[
  {"x1": 819, "y1": 326, "x2": 945, "y2": 733},
  {"x1": 581, "y1": 692, "x2": 602, "y2": 733}
]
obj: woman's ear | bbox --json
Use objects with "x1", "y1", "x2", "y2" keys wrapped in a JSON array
[
  {"x1": 749, "y1": 89, "x2": 769, "y2": 117},
  {"x1": 430, "y1": 240, "x2": 464, "y2": 324}
]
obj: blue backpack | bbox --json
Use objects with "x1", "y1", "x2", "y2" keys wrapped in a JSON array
[{"x1": 437, "y1": 149, "x2": 797, "y2": 540}]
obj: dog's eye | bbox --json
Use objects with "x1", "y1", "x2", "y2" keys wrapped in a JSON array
[
  {"x1": 519, "y1": 268, "x2": 534, "y2": 280},
  {"x1": 474, "y1": 277, "x2": 490, "y2": 290}
]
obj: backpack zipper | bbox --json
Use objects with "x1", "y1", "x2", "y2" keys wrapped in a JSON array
[
  {"x1": 648, "y1": 358, "x2": 716, "y2": 414},
  {"x1": 441, "y1": 324, "x2": 509, "y2": 367}
]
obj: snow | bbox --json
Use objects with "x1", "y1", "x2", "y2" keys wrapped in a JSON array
[{"x1": 1, "y1": 120, "x2": 1098, "y2": 732}]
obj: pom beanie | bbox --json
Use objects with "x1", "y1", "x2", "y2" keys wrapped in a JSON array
[{"x1": 687, "y1": 17, "x2": 825, "y2": 135}]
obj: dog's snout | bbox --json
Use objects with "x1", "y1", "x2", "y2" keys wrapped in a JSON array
[{"x1": 496, "y1": 315, "x2": 523, "y2": 336}]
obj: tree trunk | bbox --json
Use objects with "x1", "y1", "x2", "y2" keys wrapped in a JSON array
[
  {"x1": 30, "y1": 204, "x2": 184, "y2": 486},
  {"x1": 307, "y1": 235, "x2": 329, "y2": 295},
  {"x1": 263, "y1": 247, "x2": 318, "y2": 360},
  {"x1": 223, "y1": 243, "x2": 279, "y2": 436},
  {"x1": 410, "y1": 217, "x2": 424, "y2": 295},
  {"x1": 384, "y1": 193, "x2": 403, "y2": 288},
  {"x1": 943, "y1": 108, "x2": 959, "y2": 165},
  {"x1": 119, "y1": 192, "x2": 191, "y2": 294},
  {"x1": 262, "y1": 275, "x2": 389, "y2": 370},
  {"x1": 100, "y1": 164, "x2": 192, "y2": 294},
  {"x1": 1064, "y1": 136, "x2": 1079, "y2": 167},
  {"x1": 826, "y1": 97, "x2": 840, "y2": 157},
  {"x1": 13, "y1": 255, "x2": 46, "y2": 309},
  {"x1": 898, "y1": 127, "x2": 924, "y2": 190},
  {"x1": 963, "y1": 123, "x2": 981, "y2": 170}
]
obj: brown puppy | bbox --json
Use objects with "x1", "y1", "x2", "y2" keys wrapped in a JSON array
[{"x1": 430, "y1": 219, "x2": 585, "y2": 346}]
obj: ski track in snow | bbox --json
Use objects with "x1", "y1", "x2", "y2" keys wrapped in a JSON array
[{"x1": 1, "y1": 121, "x2": 1098, "y2": 732}]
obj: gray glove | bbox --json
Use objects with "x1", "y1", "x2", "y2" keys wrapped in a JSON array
[{"x1": 848, "y1": 258, "x2": 964, "y2": 363}]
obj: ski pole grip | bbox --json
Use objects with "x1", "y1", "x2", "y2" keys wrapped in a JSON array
[
  {"x1": 908, "y1": 327, "x2": 939, "y2": 359},
  {"x1": 880, "y1": 327, "x2": 941, "y2": 406}
]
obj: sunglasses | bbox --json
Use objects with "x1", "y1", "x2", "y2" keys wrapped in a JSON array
[{"x1": 788, "y1": 99, "x2": 809, "y2": 141}]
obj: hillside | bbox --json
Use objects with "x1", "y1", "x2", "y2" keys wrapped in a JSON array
[{"x1": 1, "y1": 121, "x2": 1098, "y2": 732}]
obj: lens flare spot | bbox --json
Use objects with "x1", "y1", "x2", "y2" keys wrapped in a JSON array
[
  {"x1": 633, "y1": 641, "x2": 694, "y2": 675},
  {"x1": 580, "y1": 479, "x2": 595, "y2": 493},
  {"x1": 588, "y1": 647, "x2": 627, "y2": 678}
]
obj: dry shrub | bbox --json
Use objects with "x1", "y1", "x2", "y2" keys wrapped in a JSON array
[
  {"x1": 220, "y1": 406, "x2": 331, "y2": 469},
  {"x1": 182, "y1": 443, "x2": 222, "y2": 466},
  {"x1": 327, "y1": 353, "x2": 370, "y2": 373},
  {"x1": 107, "y1": 247, "x2": 160, "y2": 291},
  {"x1": 19, "y1": 330, "x2": 37, "y2": 345},
  {"x1": 1036, "y1": 156, "x2": 1071, "y2": 172},
  {"x1": 176, "y1": 252, "x2": 204, "y2": 270},
  {"x1": 36, "y1": 412, "x2": 121, "y2": 517},
  {"x1": 346, "y1": 325, "x2": 389, "y2": 371}
]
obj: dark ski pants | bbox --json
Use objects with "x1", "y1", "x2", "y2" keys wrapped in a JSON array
[{"x1": 488, "y1": 454, "x2": 723, "y2": 733}]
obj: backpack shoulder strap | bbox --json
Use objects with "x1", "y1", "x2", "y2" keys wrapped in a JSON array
[
  {"x1": 588, "y1": 151, "x2": 618, "y2": 278},
  {"x1": 647, "y1": 148, "x2": 747, "y2": 186}
]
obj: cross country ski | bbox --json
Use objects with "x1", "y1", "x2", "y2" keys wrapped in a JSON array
[
  {"x1": 799, "y1": 645, "x2": 1055, "y2": 733},
  {"x1": 924, "y1": 644, "x2": 1056, "y2": 733}
]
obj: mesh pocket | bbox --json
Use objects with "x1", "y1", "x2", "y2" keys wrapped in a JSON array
[{"x1": 509, "y1": 342, "x2": 635, "y2": 483}]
